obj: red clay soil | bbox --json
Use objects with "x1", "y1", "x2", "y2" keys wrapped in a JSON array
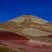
[
  {"x1": 47, "y1": 35, "x2": 52, "y2": 37},
  {"x1": 0, "y1": 31, "x2": 28, "y2": 40},
  {"x1": 0, "y1": 31, "x2": 52, "y2": 52}
]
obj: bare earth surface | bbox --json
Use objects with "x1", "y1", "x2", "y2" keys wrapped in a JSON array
[
  {"x1": 0, "y1": 15, "x2": 52, "y2": 52},
  {"x1": 0, "y1": 31, "x2": 52, "y2": 52}
]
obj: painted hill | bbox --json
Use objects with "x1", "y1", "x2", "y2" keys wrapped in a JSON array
[
  {"x1": 0, "y1": 15, "x2": 52, "y2": 37},
  {"x1": 0, "y1": 15, "x2": 52, "y2": 52}
]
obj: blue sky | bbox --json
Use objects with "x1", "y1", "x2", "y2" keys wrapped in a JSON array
[{"x1": 0, "y1": 0, "x2": 52, "y2": 22}]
